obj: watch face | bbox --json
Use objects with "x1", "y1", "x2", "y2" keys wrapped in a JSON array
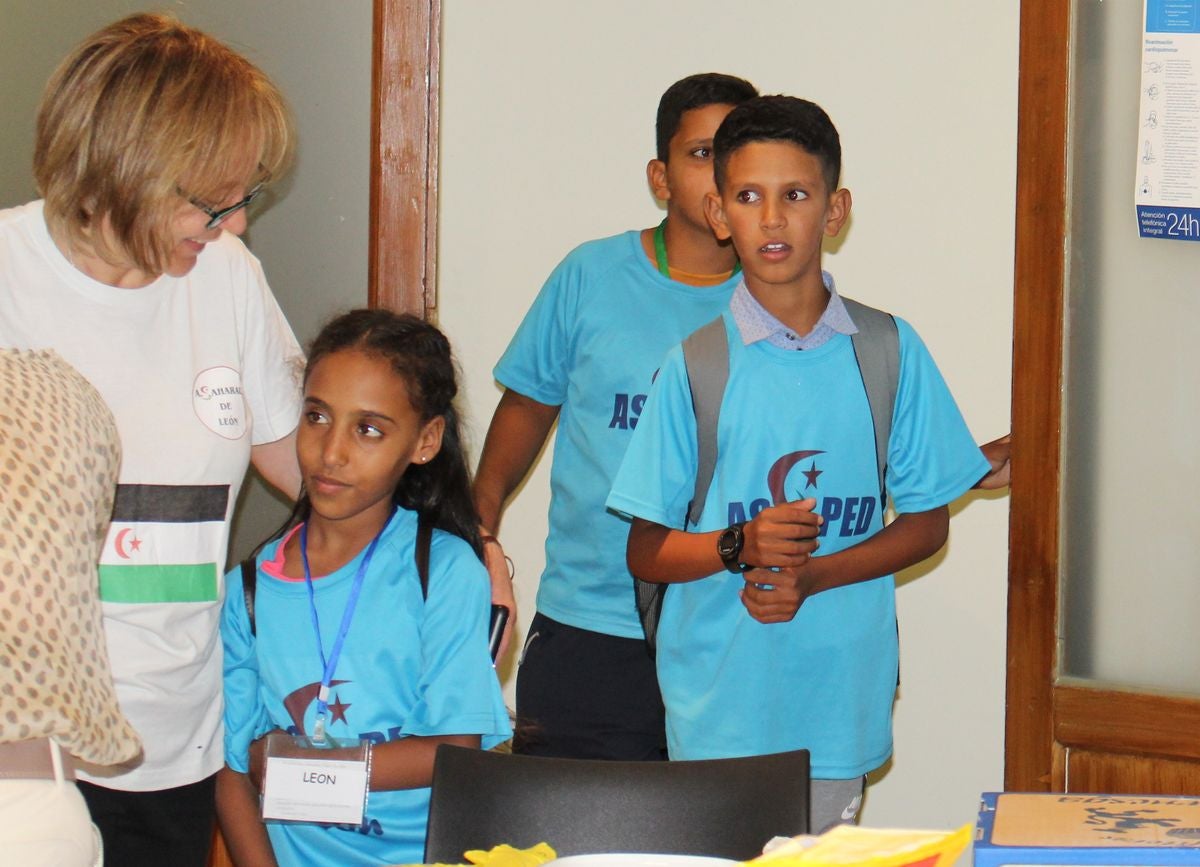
[{"x1": 717, "y1": 525, "x2": 742, "y2": 558}]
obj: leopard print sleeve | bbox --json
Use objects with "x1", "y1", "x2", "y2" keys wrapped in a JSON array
[{"x1": 0, "y1": 349, "x2": 141, "y2": 766}]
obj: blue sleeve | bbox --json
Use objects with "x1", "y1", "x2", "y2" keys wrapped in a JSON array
[
  {"x1": 220, "y1": 563, "x2": 271, "y2": 774},
  {"x1": 886, "y1": 318, "x2": 991, "y2": 513},
  {"x1": 492, "y1": 248, "x2": 585, "y2": 405},
  {"x1": 605, "y1": 345, "x2": 698, "y2": 531},
  {"x1": 401, "y1": 535, "x2": 512, "y2": 748}
]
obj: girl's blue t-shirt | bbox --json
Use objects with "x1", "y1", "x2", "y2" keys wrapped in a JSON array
[
  {"x1": 494, "y1": 230, "x2": 739, "y2": 637},
  {"x1": 607, "y1": 312, "x2": 988, "y2": 777},
  {"x1": 221, "y1": 508, "x2": 511, "y2": 867}
]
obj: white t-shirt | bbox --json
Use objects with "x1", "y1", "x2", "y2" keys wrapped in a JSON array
[{"x1": 0, "y1": 200, "x2": 304, "y2": 790}]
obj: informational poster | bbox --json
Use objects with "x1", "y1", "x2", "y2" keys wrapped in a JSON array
[{"x1": 1136, "y1": 0, "x2": 1200, "y2": 240}]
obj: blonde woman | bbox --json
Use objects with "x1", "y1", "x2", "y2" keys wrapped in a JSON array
[{"x1": 0, "y1": 14, "x2": 304, "y2": 865}]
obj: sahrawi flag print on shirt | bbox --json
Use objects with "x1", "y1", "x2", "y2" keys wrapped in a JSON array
[{"x1": 99, "y1": 484, "x2": 229, "y2": 604}]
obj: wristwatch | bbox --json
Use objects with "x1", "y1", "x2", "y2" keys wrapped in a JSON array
[{"x1": 716, "y1": 521, "x2": 751, "y2": 573}]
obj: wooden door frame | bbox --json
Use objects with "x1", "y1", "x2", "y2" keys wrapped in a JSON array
[
  {"x1": 1006, "y1": 0, "x2": 1200, "y2": 792},
  {"x1": 369, "y1": 0, "x2": 441, "y2": 316},
  {"x1": 1005, "y1": 0, "x2": 1069, "y2": 792}
]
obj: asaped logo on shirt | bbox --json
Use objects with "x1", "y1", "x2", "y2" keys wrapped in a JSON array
[
  {"x1": 607, "y1": 369, "x2": 661, "y2": 430},
  {"x1": 608, "y1": 391, "x2": 647, "y2": 430},
  {"x1": 726, "y1": 449, "x2": 878, "y2": 539}
]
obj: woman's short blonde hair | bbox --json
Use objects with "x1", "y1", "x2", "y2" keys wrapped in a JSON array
[{"x1": 35, "y1": 13, "x2": 294, "y2": 276}]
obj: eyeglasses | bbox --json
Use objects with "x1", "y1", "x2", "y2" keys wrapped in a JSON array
[{"x1": 180, "y1": 180, "x2": 268, "y2": 230}]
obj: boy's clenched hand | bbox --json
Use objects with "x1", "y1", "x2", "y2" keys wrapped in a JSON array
[
  {"x1": 741, "y1": 498, "x2": 822, "y2": 569},
  {"x1": 740, "y1": 563, "x2": 819, "y2": 623}
]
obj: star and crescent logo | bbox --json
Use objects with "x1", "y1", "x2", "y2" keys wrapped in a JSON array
[
  {"x1": 747, "y1": 449, "x2": 879, "y2": 541},
  {"x1": 767, "y1": 449, "x2": 826, "y2": 503},
  {"x1": 283, "y1": 679, "x2": 352, "y2": 734},
  {"x1": 113, "y1": 527, "x2": 144, "y2": 559}
]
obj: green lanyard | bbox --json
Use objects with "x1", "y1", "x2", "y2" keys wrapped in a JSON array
[{"x1": 654, "y1": 219, "x2": 740, "y2": 278}]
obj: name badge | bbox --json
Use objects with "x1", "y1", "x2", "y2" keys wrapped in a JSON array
[{"x1": 261, "y1": 732, "x2": 372, "y2": 825}]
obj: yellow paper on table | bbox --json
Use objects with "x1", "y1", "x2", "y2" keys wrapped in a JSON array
[
  {"x1": 417, "y1": 841, "x2": 558, "y2": 867},
  {"x1": 743, "y1": 823, "x2": 972, "y2": 867},
  {"x1": 465, "y1": 842, "x2": 557, "y2": 866}
]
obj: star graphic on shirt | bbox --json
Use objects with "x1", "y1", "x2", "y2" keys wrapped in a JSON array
[
  {"x1": 768, "y1": 450, "x2": 824, "y2": 504},
  {"x1": 801, "y1": 461, "x2": 822, "y2": 491},
  {"x1": 328, "y1": 693, "x2": 352, "y2": 725},
  {"x1": 283, "y1": 680, "x2": 349, "y2": 733}
]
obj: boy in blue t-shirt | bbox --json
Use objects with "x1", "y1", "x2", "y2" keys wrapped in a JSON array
[
  {"x1": 606, "y1": 96, "x2": 991, "y2": 831},
  {"x1": 474, "y1": 73, "x2": 762, "y2": 761}
]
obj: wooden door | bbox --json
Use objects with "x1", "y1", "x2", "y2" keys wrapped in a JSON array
[
  {"x1": 1007, "y1": 0, "x2": 1200, "y2": 794},
  {"x1": 369, "y1": 0, "x2": 441, "y2": 317}
]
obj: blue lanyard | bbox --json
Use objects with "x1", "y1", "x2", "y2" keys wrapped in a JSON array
[{"x1": 299, "y1": 517, "x2": 388, "y2": 743}]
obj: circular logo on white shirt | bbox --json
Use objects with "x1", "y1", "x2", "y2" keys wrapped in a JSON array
[{"x1": 193, "y1": 366, "x2": 248, "y2": 440}]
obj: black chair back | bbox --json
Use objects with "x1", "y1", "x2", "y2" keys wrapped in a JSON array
[{"x1": 424, "y1": 745, "x2": 809, "y2": 862}]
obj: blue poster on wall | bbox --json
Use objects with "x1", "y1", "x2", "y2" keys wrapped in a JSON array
[{"x1": 1136, "y1": 0, "x2": 1200, "y2": 239}]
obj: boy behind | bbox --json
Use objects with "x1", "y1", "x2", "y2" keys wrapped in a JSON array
[
  {"x1": 606, "y1": 96, "x2": 989, "y2": 830},
  {"x1": 473, "y1": 74, "x2": 799, "y2": 761}
]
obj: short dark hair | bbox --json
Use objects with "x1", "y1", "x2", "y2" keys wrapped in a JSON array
[
  {"x1": 655, "y1": 73, "x2": 758, "y2": 161},
  {"x1": 713, "y1": 95, "x2": 841, "y2": 194}
]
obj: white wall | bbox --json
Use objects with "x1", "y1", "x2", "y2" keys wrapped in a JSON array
[{"x1": 438, "y1": 0, "x2": 1018, "y2": 834}]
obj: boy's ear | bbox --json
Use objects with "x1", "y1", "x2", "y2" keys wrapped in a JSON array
[
  {"x1": 823, "y1": 188, "x2": 853, "y2": 238},
  {"x1": 413, "y1": 415, "x2": 445, "y2": 465},
  {"x1": 647, "y1": 159, "x2": 670, "y2": 202},
  {"x1": 704, "y1": 190, "x2": 732, "y2": 241}
]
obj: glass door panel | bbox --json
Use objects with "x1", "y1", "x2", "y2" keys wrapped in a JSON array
[{"x1": 1061, "y1": 0, "x2": 1200, "y2": 694}]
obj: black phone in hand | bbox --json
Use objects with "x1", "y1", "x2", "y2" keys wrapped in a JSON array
[{"x1": 488, "y1": 604, "x2": 509, "y2": 662}]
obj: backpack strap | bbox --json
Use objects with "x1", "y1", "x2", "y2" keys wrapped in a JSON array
[
  {"x1": 634, "y1": 315, "x2": 730, "y2": 653},
  {"x1": 415, "y1": 514, "x2": 433, "y2": 600},
  {"x1": 242, "y1": 514, "x2": 435, "y2": 636},
  {"x1": 241, "y1": 557, "x2": 258, "y2": 637},
  {"x1": 841, "y1": 297, "x2": 902, "y2": 690},
  {"x1": 841, "y1": 297, "x2": 900, "y2": 507},
  {"x1": 684, "y1": 316, "x2": 731, "y2": 528}
]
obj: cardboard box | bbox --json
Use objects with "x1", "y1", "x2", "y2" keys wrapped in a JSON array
[{"x1": 975, "y1": 793, "x2": 1200, "y2": 865}]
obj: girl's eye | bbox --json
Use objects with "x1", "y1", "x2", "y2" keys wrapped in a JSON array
[
  {"x1": 736, "y1": 190, "x2": 760, "y2": 204},
  {"x1": 357, "y1": 423, "x2": 383, "y2": 438},
  {"x1": 304, "y1": 409, "x2": 328, "y2": 424},
  {"x1": 690, "y1": 146, "x2": 712, "y2": 160},
  {"x1": 786, "y1": 189, "x2": 809, "y2": 202}
]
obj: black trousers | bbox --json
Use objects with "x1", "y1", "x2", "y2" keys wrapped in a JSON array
[
  {"x1": 78, "y1": 774, "x2": 216, "y2": 867},
  {"x1": 514, "y1": 612, "x2": 667, "y2": 761}
]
